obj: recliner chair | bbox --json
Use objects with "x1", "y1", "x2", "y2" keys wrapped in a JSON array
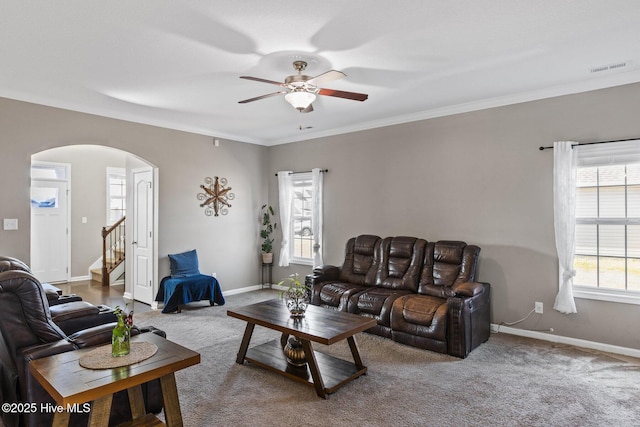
[
  {"x1": 0, "y1": 255, "x2": 117, "y2": 334},
  {"x1": 0, "y1": 269, "x2": 164, "y2": 427}
]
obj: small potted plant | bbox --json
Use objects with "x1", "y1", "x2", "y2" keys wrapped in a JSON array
[
  {"x1": 278, "y1": 273, "x2": 310, "y2": 318},
  {"x1": 260, "y1": 204, "x2": 277, "y2": 264}
]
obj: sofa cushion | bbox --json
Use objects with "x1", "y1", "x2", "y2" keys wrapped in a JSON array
[
  {"x1": 168, "y1": 249, "x2": 200, "y2": 278},
  {"x1": 390, "y1": 294, "x2": 448, "y2": 341},
  {"x1": 317, "y1": 282, "x2": 368, "y2": 310},
  {"x1": 338, "y1": 235, "x2": 380, "y2": 285},
  {"x1": 349, "y1": 287, "x2": 412, "y2": 328},
  {"x1": 401, "y1": 295, "x2": 442, "y2": 325},
  {"x1": 418, "y1": 241, "x2": 480, "y2": 297},
  {"x1": 351, "y1": 288, "x2": 389, "y2": 317},
  {"x1": 375, "y1": 236, "x2": 425, "y2": 291}
]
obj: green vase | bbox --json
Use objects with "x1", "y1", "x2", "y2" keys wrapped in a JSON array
[{"x1": 111, "y1": 318, "x2": 131, "y2": 357}]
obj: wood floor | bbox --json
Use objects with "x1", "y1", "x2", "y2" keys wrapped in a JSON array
[{"x1": 55, "y1": 280, "x2": 153, "y2": 313}]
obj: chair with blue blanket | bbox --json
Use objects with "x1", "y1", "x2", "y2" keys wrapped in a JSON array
[{"x1": 155, "y1": 249, "x2": 225, "y2": 313}]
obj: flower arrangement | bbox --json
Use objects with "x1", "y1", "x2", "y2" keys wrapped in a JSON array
[{"x1": 114, "y1": 305, "x2": 134, "y2": 328}]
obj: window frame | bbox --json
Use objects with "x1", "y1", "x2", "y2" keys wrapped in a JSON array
[
  {"x1": 572, "y1": 142, "x2": 640, "y2": 305},
  {"x1": 288, "y1": 172, "x2": 315, "y2": 266},
  {"x1": 106, "y1": 167, "x2": 126, "y2": 226}
]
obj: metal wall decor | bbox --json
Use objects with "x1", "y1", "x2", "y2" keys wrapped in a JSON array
[{"x1": 197, "y1": 176, "x2": 234, "y2": 216}]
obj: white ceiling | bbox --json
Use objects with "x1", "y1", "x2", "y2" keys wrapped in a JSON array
[{"x1": 2, "y1": 1, "x2": 640, "y2": 146}]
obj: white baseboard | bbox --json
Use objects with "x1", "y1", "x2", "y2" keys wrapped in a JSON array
[
  {"x1": 69, "y1": 275, "x2": 91, "y2": 282},
  {"x1": 223, "y1": 284, "x2": 263, "y2": 296},
  {"x1": 492, "y1": 323, "x2": 640, "y2": 359},
  {"x1": 123, "y1": 292, "x2": 133, "y2": 300}
]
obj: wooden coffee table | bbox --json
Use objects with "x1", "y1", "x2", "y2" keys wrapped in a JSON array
[
  {"x1": 227, "y1": 298, "x2": 376, "y2": 398},
  {"x1": 29, "y1": 332, "x2": 200, "y2": 427}
]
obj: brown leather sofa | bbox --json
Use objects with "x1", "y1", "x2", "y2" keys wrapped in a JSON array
[
  {"x1": 0, "y1": 255, "x2": 117, "y2": 334},
  {"x1": 0, "y1": 269, "x2": 165, "y2": 427},
  {"x1": 307, "y1": 235, "x2": 490, "y2": 358}
]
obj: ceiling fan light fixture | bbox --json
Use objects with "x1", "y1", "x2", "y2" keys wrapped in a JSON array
[{"x1": 285, "y1": 91, "x2": 316, "y2": 110}]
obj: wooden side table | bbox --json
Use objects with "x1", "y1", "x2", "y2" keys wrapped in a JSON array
[
  {"x1": 29, "y1": 333, "x2": 200, "y2": 427},
  {"x1": 261, "y1": 262, "x2": 273, "y2": 289}
]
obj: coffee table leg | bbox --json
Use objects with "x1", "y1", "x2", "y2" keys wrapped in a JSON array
[
  {"x1": 236, "y1": 322, "x2": 255, "y2": 364},
  {"x1": 52, "y1": 411, "x2": 70, "y2": 427},
  {"x1": 347, "y1": 335, "x2": 365, "y2": 370},
  {"x1": 87, "y1": 394, "x2": 113, "y2": 427},
  {"x1": 128, "y1": 385, "x2": 146, "y2": 419},
  {"x1": 300, "y1": 339, "x2": 327, "y2": 399},
  {"x1": 160, "y1": 373, "x2": 183, "y2": 427}
]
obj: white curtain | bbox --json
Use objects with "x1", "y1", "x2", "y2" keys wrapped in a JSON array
[
  {"x1": 277, "y1": 171, "x2": 293, "y2": 267},
  {"x1": 311, "y1": 168, "x2": 324, "y2": 267},
  {"x1": 553, "y1": 141, "x2": 578, "y2": 314}
]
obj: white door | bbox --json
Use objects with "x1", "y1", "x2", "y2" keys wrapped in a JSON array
[
  {"x1": 30, "y1": 179, "x2": 69, "y2": 282},
  {"x1": 132, "y1": 169, "x2": 154, "y2": 304}
]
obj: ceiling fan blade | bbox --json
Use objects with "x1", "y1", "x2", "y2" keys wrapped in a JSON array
[
  {"x1": 306, "y1": 70, "x2": 346, "y2": 86},
  {"x1": 239, "y1": 76, "x2": 285, "y2": 86},
  {"x1": 300, "y1": 103, "x2": 314, "y2": 113},
  {"x1": 238, "y1": 91, "x2": 286, "y2": 104},
  {"x1": 318, "y1": 88, "x2": 368, "y2": 102}
]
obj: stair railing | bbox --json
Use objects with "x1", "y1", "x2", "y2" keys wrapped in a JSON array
[{"x1": 101, "y1": 216, "x2": 126, "y2": 286}]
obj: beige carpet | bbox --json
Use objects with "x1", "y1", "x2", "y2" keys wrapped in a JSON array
[{"x1": 135, "y1": 290, "x2": 640, "y2": 427}]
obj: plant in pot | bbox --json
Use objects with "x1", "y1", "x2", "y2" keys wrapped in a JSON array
[
  {"x1": 278, "y1": 273, "x2": 310, "y2": 318},
  {"x1": 260, "y1": 204, "x2": 277, "y2": 264}
]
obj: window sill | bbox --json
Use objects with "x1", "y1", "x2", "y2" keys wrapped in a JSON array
[
  {"x1": 290, "y1": 258, "x2": 313, "y2": 266},
  {"x1": 573, "y1": 287, "x2": 640, "y2": 305}
]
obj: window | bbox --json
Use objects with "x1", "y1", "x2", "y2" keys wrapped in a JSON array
[
  {"x1": 107, "y1": 168, "x2": 126, "y2": 225},
  {"x1": 572, "y1": 140, "x2": 640, "y2": 304},
  {"x1": 277, "y1": 168, "x2": 324, "y2": 267},
  {"x1": 290, "y1": 173, "x2": 314, "y2": 263}
]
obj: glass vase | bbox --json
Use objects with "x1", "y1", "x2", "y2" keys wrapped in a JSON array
[
  {"x1": 285, "y1": 288, "x2": 309, "y2": 318},
  {"x1": 111, "y1": 322, "x2": 131, "y2": 357}
]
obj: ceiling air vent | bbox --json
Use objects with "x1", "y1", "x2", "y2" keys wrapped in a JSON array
[{"x1": 590, "y1": 61, "x2": 630, "y2": 73}]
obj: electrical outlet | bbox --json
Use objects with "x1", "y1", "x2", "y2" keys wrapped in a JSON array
[
  {"x1": 212, "y1": 272, "x2": 217, "y2": 278},
  {"x1": 535, "y1": 301, "x2": 543, "y2": 314}
]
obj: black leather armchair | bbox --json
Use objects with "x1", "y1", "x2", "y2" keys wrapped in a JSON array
[
  {"x1": 0, "y1": 269, "x2": 164, "y2": 427},
  {"x1": 0, "y1": 255, "x2": 117, "y2": 334},
  {"x1": 0, "y1": 255, "x2": 83, "y2": 306}
]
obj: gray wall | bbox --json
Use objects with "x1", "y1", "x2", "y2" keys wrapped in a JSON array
[
  {"x1": 268, "y1": 82, "x2": 640, "y2": 351},
  {"x1": 2, "y1": 81, "x2": 640, "y2": 350},
  {"x1": 0, "y1": 97, "x2": 267, "y2": 291}
]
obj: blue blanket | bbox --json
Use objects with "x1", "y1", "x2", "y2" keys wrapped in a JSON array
[{"x1": 155, "y1": 274, "x2": 225, "y2": 313}]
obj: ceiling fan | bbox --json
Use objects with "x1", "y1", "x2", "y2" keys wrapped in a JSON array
[{"x1": 238, "y1": 60, "x2": 368, "y2": 113}]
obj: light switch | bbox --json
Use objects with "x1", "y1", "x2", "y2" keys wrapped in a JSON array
[
  {"x1": 3, "y1": 219, "x2": 18, "y2": 230},
  {"x1": 82, "y1": 217, "x2": 88, "y2": 224}
]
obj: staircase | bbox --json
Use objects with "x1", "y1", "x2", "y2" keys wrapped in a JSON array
[{"x1": 92, "y1": 216, "x2": 126, "y2": 286}]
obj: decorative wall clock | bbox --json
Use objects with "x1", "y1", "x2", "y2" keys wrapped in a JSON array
[{"x1": 197, "y1": 176, "x2": 234, "y2": 216}]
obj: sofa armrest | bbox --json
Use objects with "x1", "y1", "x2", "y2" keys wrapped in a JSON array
[
  {"x1": 21, "y1": 340, "x2": 77, "y2": 363},
  {"x1": 68, "y1": 323, "x2": 161, "y2": 348},
  {"x1": 139, "y1": 325, "x2": 167, "y2": 338},
  {"x1": 446, "y1": 282, "x2": 491, "y2": 358},
  {"x1": 451, "y1": 281, "x2": 485, "y2": 297},
  {"x1": 49, "y1": 301, "x2": 99, "y2": 322},
  {"x1": 306, "y1": 265, "x2": 339, "y2": 286},
  {"x1": 67, "y1": 322, "x2": 119, "y2": 348}
]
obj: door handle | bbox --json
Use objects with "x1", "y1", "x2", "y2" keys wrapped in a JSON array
[{"x1": 132, "y1": 241, "x2": 138, "y2": 245}]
